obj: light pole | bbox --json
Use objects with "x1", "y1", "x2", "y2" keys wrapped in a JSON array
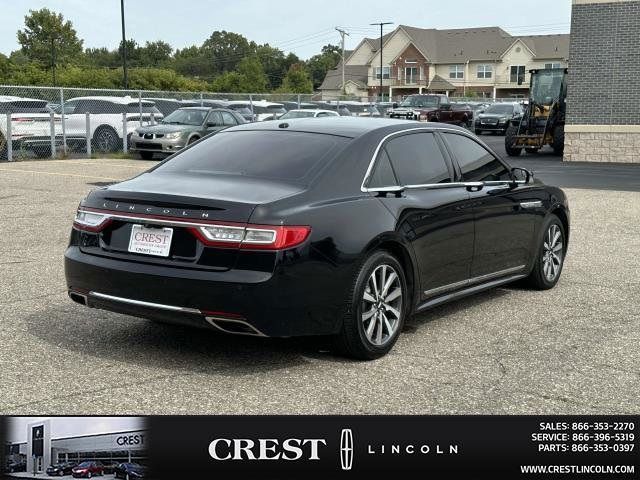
[
  {"x1": 370, "y1": 22, "x2": 393, "y2": 102},
  {"x1": 335, "y1": 27, "x2": 350, "y2": 96},
  {"x1": 120, "y1": 0, "x2": 128, "y2": 89}
]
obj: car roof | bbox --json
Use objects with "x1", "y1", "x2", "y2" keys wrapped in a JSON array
[
  {"x1": 226, "y1": 100, "x2": 283, "y2": 107},
  {"x1": 0, "y1": 95, "x2": 46, "y2": 103},
  {"x1": 285, "y1": 109, "x2": 337, "y2": 114},
  {"x1": 223, "y1": 116, "x2": 468, "y2": 138},
  {"x1": 66, "y1": 96, "x2": 154, "y2": 104}
]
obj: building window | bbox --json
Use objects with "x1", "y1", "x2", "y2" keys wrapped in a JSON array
[
  {"x1": 449, "y1": 65, "x2": 464, "y2": 79},
  {"x1": 375, "y1": 66, "x2": 390, "y2": 79},
  {"x1": 544, "y1": 62, "x2": 562, "y2": 69},
  {"x1": 510, "y1": 65, "x2": 526, "y2": 84},
  {"x1": 477, "y1": 64, "x2": 493, "y2": 79}
]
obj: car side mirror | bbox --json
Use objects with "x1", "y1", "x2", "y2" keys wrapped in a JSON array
[
  {"x1": 511, "y1": 167, "x2": 533, "y2": 184},
  {"x1": 392, "y1": 102, "x2": 398, "y2": 108}
]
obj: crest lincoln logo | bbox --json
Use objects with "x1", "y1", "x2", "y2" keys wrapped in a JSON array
[{"x1": 340, "y1": 429, "x2": 353, "y2": 471}]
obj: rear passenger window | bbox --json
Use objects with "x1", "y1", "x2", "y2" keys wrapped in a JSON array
[
  {"x1": 368, "y1": 149, "x2": 397, "y2": 188},
  {"x1": 443, "y1": 133, "x2": 511, "y2": 182},
  {"x1": 220, "y1": 111, "x2": 237, "y2": 126},
  {"x1": 383, "y1": 132, "x2": 450, "y2": 185}
]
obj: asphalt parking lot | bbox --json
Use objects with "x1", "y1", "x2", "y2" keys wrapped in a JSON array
[{"x1": 0, "y1": 156, "x2": 638, "y2": 414}]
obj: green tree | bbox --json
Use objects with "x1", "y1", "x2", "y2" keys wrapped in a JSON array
[
  {"x1": 306, "y1": 44, "x2": 341, "y2": 90},
  {"x1": 173, "y1": 45, "x2": 209, "y2": 78},
  {"x1": 118, "y1": 39, "x2": 141, "y2": 67},
  {"x1": 202, "y1": 30, "x2": 257, "y2": 76},
  {"x1": 278, "y1": 63, "x2": 313, "y2": 93},
  {"x1": 83, "y1": 47, "x2": 119, "y2": 68},
  {"x1": 139, "y1": 40, "x2": 173, "y2": 67},
  {"x1": 0, "y1": 53, "x2": 10, "y2": 81},
  {"x1": 17, "y1": 8, "x2": 83, "y2": 67},
  {"x1": 211, "y1": 56, "x2": 268, "y2": 93}
]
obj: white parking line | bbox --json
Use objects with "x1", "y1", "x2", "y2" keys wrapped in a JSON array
[{"x1": 0, "y1": 168, "x2": 119, "y2": 181}]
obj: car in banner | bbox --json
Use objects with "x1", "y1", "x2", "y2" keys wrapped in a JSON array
[
  {"x1": 71, "y1": 461, "x2": 103, "y2": 478},
  {"x1": 47, "y1": 462, "x2": 77, "y2": 476},
  {"x1": 65, "y1": 118, "x2": 569, "y2": 359},
  {"x1": 113, "y1": 462, "x2": 146, "y2": 479}
]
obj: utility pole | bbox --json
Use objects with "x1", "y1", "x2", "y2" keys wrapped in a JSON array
[
  {"x1": 370, "y1": 22, "x2": 393, "y2": 102},
  {"x1": 335, "y1": 27, "x2": 349, "y2": 96},
  {"x1": 120, "y1": 0, "x2": 128, "y2": 89},
  {"x1": 50, "y1": 36, "x2": 56, "y2": 86}
]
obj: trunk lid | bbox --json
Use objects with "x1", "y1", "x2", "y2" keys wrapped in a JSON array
[{"x1": 79, "y1": 173, "x2": 305, "y2": 271}]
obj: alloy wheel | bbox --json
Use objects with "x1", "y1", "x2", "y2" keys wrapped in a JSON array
[
  {"x1": 361, "y1": 264, "x2": 403, "y2": 346},
  {"x1": 542, "y1": 224, "x2": 563, "y2": 282},
  {"x1": 95, "y1": 129, "x2": 117, "y2": 152}
]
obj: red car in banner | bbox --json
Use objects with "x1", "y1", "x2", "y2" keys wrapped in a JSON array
[{"x1": 71, "y1": 461, "x2": 103, "y2": 478}]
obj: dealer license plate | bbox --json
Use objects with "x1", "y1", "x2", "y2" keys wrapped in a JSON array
[{"x1": 128, "y1": 224, "x2": 173, "y2": 257}]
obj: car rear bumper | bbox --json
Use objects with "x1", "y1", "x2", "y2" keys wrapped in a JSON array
[{"x1": 64, "y1": 246, "x2": 345, "y2": 337}]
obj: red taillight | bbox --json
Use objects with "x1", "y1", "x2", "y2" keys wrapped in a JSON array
[
  {"x1": 73, "y1": 210, "x2": 112, "y2": 232},
  {"x1": 190, "y1": 224, "x2": 311, "y2": 250}
]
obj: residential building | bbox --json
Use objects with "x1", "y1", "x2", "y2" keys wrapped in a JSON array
[
  {"x1": 320, "y1": 25, "x2": 569, "y2": 100},
  {"x1": 564, "y1": 0, "x2": 640, "y2": 163}
]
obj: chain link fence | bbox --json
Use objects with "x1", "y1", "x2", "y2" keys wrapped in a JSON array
[{"x1": 0, "y1": 84, "x2": 526, "y2": 161}]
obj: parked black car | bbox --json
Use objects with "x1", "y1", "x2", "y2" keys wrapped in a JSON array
[
  {"x1": 6, "y1": 460, "x2": 27, "y2": 473},
  {"x1": 474, "y1": 102, "x2": 524, "y2": 135},
  {"x1": 47, "y1": 462, "x2": 77, "y2": 476},
  {"x1": 65, "y1": 118, "x2": 569, "y2": 359},
  {"x1": 114, "y1": 462, "x2": 146, "y2": 479}
]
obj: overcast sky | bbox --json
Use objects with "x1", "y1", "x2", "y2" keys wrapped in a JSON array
[
  {"x1": 7, "y1": 417, "x2": 145, "y2": 443},
  {"x1": 0, "y1": 0, "x2": 571, "y2": 60}
]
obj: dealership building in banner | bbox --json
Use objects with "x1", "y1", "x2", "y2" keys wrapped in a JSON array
[{"x1": 5, "y1": 419, "x2": 147, "y2": 474}]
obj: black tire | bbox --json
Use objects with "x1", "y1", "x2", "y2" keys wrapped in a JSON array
[
  {"x1": 525, "y1": 147, "x2": 539, "y2": 154},
  {"x1": 505, "y1": 125, "x2": 522, "y2": 157},
  {"x1": 552, "y1": 124, "x2": 565, "y2": 156},
  {"x1": 139, "y1": 151, "x2": 154, "y2": 160},
  {"x1": 334, "y1": 251, "x2": 408, "y2": 360},
  {"x1": 187, "y1": 136, "x2": 199, "y2": 145},
  {"x1": 475, "y1": 129, "x2": 483, "y2": 135},
  {"x1": 525, "y1": 214, "x2": 566, "y2": 290},
  {"x1": 93, "y1": 126, "x2": 120, "y2": 153},
  {"x1": 0, "y1": 133, "x2": 7, "y2": 160}
]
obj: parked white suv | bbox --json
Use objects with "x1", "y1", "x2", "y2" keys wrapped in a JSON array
[
  {"x1": 59, "y1": 96, "x2": 162, "y2": 152},
  {"x1": 226, "y1": 100, "x2": 286, "y2": 121},
  {"x1": 0, "y1": 96, "x2": 61, "y2": 159}
]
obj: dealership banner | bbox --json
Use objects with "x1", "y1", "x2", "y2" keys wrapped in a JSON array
[
  {"x1": 2, "y1": 416, "x2": 638, "y2": 479},
  {"x1": 147, "y1": 416, "x2": 639, "y2": 479}
]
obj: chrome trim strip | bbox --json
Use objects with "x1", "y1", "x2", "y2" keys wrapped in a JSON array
[
  {"x1": 360, "y1": 126, "x2": 525, "y2": 193},
  {"x1": 417, "y1": 273, "x2": 527, "y2": 312},
  {"x1": 88, "y1": 291, "x2": 201, "y2": 314},
  {"x1": 423, "y1": 264, "x2": 526, "y2": 297},
  {"x1": 77, "y1": 210, "x2": 231, "y2": 230},
  {"x1": 520, "y1": 200, "x2": 543, "y2": 209},
  {"x1": 204, "y1": 316, "x2": 267, "y2": 337}
]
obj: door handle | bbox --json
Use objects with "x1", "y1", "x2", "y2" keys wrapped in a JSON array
[{"x1": 464, "y1": 182, "x2": 484, "y2": 192}]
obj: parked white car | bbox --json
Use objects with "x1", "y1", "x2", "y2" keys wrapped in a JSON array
[
  {"x1": 226, "y1": 100, "x2": 286, "y2": 121},
  {"x1": 58, "y1": 96, "x2": 162, "y2": 152},
  {"x1": 278, "y1": 109, "x2": 340, "y2": 119},
  {"x1": 0, "y1": 96, "x2": 61, "y2": 158}
]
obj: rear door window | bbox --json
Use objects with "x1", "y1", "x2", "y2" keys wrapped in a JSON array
[
  {"x1": 382, "y1": 132, "x2": 451, "y2": 185},
  {"x1": 442, "y1": 133, "x2": 511, "y2": 181}
]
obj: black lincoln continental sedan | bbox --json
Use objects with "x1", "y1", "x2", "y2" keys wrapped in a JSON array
[{"x1": 65, "y1": 117, "x2": 569, "y2": 359}]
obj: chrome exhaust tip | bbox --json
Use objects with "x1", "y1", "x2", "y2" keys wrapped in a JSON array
[
  {"x1": 68, "y1": 290, "x2": 88, "y2": 306},
  {"x1": 204, "y1": 316, "x2": 266, "y2": 337}
]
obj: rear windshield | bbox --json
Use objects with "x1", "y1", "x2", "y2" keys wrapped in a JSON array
[
  {"x1": 0, "y1": 100, "x2": 49, "y2": 113},
  {"x1": 155, "y1": 130, "x2": 349, "y2": 182}
]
